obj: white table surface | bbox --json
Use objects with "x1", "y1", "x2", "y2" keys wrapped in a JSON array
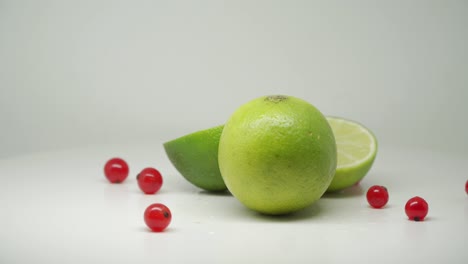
[{"x1": 1, "y1": 141, "x2": 466, "y2": 264}]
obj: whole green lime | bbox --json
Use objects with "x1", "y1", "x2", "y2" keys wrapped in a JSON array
[{"x1": 218, "y1": 95, "x2": 337, "y2": 215}]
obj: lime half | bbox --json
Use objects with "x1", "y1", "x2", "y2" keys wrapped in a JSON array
[
  {"x1": 163, "y1": 125, "x2": 227, "y2": 192},
  {"x1": 326, "y1": 116, "x2": 378, "y2": 192}
]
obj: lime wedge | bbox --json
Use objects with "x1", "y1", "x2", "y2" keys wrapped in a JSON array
[
  {"x1": 163, "y1": 125, "x2": 227, "y2": 192},
  {"x1": 326, "y1": 116, "x2": 378, "y2": 192}
]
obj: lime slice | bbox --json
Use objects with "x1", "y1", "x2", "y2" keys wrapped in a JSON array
[
  {"x1": 163, "y1": 125, "x2": 227, "y2": 192},
  {"x1": 326, "y1": 116, "x2": 378, "y2": 192}
]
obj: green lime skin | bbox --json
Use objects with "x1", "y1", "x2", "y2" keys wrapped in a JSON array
[
  {"x1": 164, "y1": 125, "x2": 227, "y2": 192},
  {"x1": 218, "y1": 95, "x2": 337, "y2": 215}
]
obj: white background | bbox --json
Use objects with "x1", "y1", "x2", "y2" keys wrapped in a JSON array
[
  {"x1": 1, "y1": 1, "x2": 467, "y2": 263},
  {"x1": 1, "y1": 0, "x2": 467, "y2": 158}
]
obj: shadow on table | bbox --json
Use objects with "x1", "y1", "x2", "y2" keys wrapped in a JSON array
[
  {"x1": 322, "y1": 184, "x2": 364, "y2": 199},
  {"x1": 198, "y1": 189, "x2": 232, "y2": 196},
  {"x1": 231, "y1": 200, "x2": 323, "y2": 222}
]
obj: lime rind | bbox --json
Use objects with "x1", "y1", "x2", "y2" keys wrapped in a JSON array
[
  {"x1": 218, "y1": 95, "x2": 337, "y2": 214},
  {"x1": 163, "y1": 125, "x2": 227, "y2": 192}
]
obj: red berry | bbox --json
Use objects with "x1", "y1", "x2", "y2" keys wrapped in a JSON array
[
  {"x1": 405, "y1": 196, "x2": 429, "y2": 221},
  {"x1": 144, "y1": 203, "x2": 172, "y2": 232},
  {"x1": 104, "y1": 157, "x2": 129, "y2": 183},
  {"x1": 137, "y1": 167, "x2": 163, "y2": 194},
  {"x1": 465, "y1": 180, "x2": 468, "y2": 195},
  {"x1": 366, "y1": 185, "x2": 389, "y2": 208}
]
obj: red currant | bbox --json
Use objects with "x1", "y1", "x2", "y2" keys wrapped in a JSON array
[
  {"x1": 366, "y1": 185, "x2": 389, "y2": 208},
  {"x1": 137, "y1": 167, "x2": 163, "y2": 194},
  {"x1": 405, "y1": 196, "x2": 429, "y2": 221},
  {"x1": 104, "y1": 157, "x2": 129, "y2": 183},
  {"x1": 144, "y1": 203, "x2": 172, "y2": 232},
  {"x1": 465, "y1": 180, "x2": 468, "y2": 195}
]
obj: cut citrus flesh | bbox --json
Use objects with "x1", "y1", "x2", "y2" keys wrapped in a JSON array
[
  {"x1": 163, "y1": 125, "x2": 227, "y2": 192},
  {"x1": 326, "y1": 116, "x2": 377, "y2": 192}
]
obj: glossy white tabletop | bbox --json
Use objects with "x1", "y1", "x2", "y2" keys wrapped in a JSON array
[{"x1": 1, "y1": 142, "x2": 466, "y2": 263}]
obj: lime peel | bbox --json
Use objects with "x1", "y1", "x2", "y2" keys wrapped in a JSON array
[
  {"x1": 219, "y1": 95, "x2": 337, "y2": 215},
  {"x1": 163, "y1": 125, "x2": 227, "y2": 192}
]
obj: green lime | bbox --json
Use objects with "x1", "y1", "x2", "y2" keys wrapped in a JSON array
[
  {"x1": 163, "y1": 125, "x2": 227, "y2": 192},
  {"x1": 218, "y1": 95, "x2": 337, "y2": 215},
  {"x1": 326, "y1": 116, "x2": 378, "y2": 192}
]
